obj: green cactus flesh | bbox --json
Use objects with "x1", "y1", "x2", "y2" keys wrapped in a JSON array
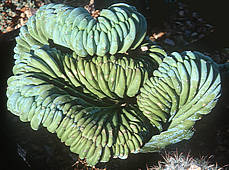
[{"x1": 6, "y1": 3, "x2": 221, "y2": 167}]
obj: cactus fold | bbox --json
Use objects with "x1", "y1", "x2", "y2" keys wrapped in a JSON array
[{"x1": 6, "y1": 3, "x2": 221, "y2": 167}]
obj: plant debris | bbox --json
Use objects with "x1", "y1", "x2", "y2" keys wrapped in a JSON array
[{"x1": 0, "y1": 0, "x2": 46, "y2": 35}]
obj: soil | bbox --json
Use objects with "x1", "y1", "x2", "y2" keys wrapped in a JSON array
[{"x1": 0, "y1": 0, "x2": 229, "y2": 170}]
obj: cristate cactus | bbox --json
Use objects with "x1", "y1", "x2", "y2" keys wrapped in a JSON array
[
  {"x1": 138, "y1": 51, "x2": 221, "y2": 152},
  {"x1": 20, "y1": 3, "x2": 147, "y2": 57},
  {"x1": 6, "y1": 3, "x2": 221, "y2": 167}
]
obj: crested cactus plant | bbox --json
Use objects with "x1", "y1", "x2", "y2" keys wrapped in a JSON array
[{"x1": 6, "y1": 3, "x2": 222, "y2": 167}]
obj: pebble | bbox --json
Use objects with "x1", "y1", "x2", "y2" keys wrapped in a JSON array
[
  {"x1": 191, "y1": 32, "x2": 198, "y2": 37},
  {"x1": 186, "y1": 20, "x2": 192, "y2": 27},
  {"x1": 198, "y1": 34, "x2": 205, "y2": 39},
  {"x1": 185, "y1": 30, "x2": 191, "y2": 36},
  {"x1": 192, "y1": 12, "x2": 198, "y2": 18},
  {"x1": 179, "y1": 10, "x2": 184, "y2": 16},
  {"x1": 164, "y1": 38, "x2": 175, "y2": 46},
  {"x1": 176, "y1": 35, "x2": 188, "y2": 45}
]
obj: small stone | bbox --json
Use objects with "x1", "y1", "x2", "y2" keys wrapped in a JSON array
[
  {"x1": 141, "y1": 46, "x2": 148, "y2": 51},
  {"x1": 164, "y1": 38, "x2": 175, "y2": 46},
  {"x1": 186, "y1": 20, "x2": 192, "y2": 27},
  {"x1": 205, "y1": 24, "x2": 213, "y2": 28},
  {"x1": 198, "y1": 18, "x2": 203, "y2": 22},
  {"x1": 176, "y1": 35, "x2": 188, "y2": 46},
  {"x1": 178, "y1": 2, "x2": 185, "y2": 9},
  {"x1": 191, "y1": 32, "x2": 198, "y2": 37},
  {"x1": 222, "y1": 48, "x2": 229, "y2": 54},
  {"x1": 198, "y1": 34, "x2": 205, "y2": 39},
  {"x1": 185, "y1": 30, "x2": 191, "y2": 36},
  {"x1": 192, "y1": 12, "x2": 198, "y2": 18},
  {"x1": 179, "y1": 10, "x2": 185, "y2": 16},
  {"x1": 175, "y1": 21, "x2": 182, "y2": 25}
]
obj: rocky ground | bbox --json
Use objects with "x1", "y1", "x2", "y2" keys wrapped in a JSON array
[{"x1": 0, "y1": 0, "x2": 229, "y2": 170}]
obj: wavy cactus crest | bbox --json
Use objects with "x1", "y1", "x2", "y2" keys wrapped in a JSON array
[{"x1": 6, "y1": 3, "x2": 221, "y2": 167}]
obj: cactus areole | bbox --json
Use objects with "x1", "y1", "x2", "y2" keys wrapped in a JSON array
[{"x1": 6, "y1": 3, "x2": 221, "y2": 166}]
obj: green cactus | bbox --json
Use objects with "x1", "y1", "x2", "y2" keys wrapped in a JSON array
[{"x1": 6, "y1": 3, "x2": 222, "y2": 167}]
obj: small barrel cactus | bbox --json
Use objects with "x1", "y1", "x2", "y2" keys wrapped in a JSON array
[{"x1": 151, "y1": 152, "x2": 222, "y2": 170}]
